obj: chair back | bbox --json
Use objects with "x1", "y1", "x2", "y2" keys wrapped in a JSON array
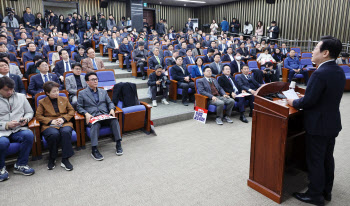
[
  {"x1": 300, "y1": 58, "x2": 313, "y2": 67},
  {"x1": 291, "y1": 47, "x2": 301, "y2": 55},
  {"x1": 10, "y1": 61, "x2": 19, "y2": 66},
  {"x1": 71, "y1": 52, "x2": 78, "y2": 61},
  {"x1": 162, "y1": 45, "x2": 168, "y2": 50},
  {"x1": 194, "y1": 77, "x2": 204, "y2": 94},
  {"x1": 48, "y1": 51, "x2": 56, "y2": 65},
  {"x1": 186, "y1": 64, "x2": 196, "y2": 74},
  {"x1": 247, "y1": 60, "x2": 259, "y2": 70},
  {"x1": 234, "y1": 73, "x2": 242, "y2": 81},
  {"x1": 168, "y1": 66, "x2": 174, "y2": 80},
  {"x1": 340, "y1": 65, "x2": 350, "y2": 73},
  {"x1": 195, "y1": 55, "x2": 205, "y2": 60},
  {"x1": 222, "y1": 61, "x2": 230, "y2": 67},
  {"x1": 203, "y1": 49, "x2": 208, "y2": 55},
  {"x1": 25, "y1": 61, "x2": 34, "y2": 71},
  {"x1": 164, "y1": 56, "x2": 173, "y2": 65},
  {"x1": 96, "y1": 69, "x2": 116, "y2": 87},
  {"x1": 301, "y1": 52, "x2": 312, "y2": 58}
]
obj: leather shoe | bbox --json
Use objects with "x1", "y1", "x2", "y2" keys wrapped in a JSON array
[
  {"x1": 240, "y1": 115, "x2": 248, "y2": 123},
  {"x1": 142, "y1": 76, "x2": 146, "y2": 80},
  {"x1": 323, "y1": 192, "x2": 331, "y2": 201},
  {"x1": 249, "y1": 112, "x2": 253, "y2": 117},
  {"x1": 182, "y1": 101, "x2": 189, "y2": 106},
  {"x1": 293, "y1": 192, "x2": 325, "y2": 206}
]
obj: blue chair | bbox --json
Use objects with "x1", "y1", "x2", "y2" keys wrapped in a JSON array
[
  {"x1": 25, "y1": 61, "x2": 34, "y2": 72},
  {"x1": 300, "y1": 58, "x2": 315, "y2": 70},
  {"x1": 9, "y1": 63, "x2": 16, "y2": 66},
  {"x1": 203, "y1": 49, "x2": 208, "y2": 55},
  {"x1": 301, "y1": 52, "x2": 312, "y2": 59},
  {"x1": 187, "y1": 64, "x2": 196, "y2": 74},
  {"x1": 168, "y1": 66, "x2": 194, "y2": 102},
  {"x1": 48, "y1": 51, "x2": 55, "y2": 65},
  {"x1": 291, "y1": 47, "x2": 301, "y2": 57},
  {"x1": 71, "y1": 52, "x2": 78, "y2": 61},
  {"x1": 162, "y1": 45, "x2": 168, "y2": 50},
  {"x1": 195, "y1": 55, "x2": 205, "y2": 60},
  {"x1": 222, "y1": 61, "x2": 230, "y2": 67},
  {"x1": 33, "y1": 91, "x2": 80, "y2": 157},
  {"x1": 96, "y1": 69, "x2": 116, "y2": 87},
  {"x1": 247, "y1": 60, "x2": 259, "y2": 70},
  {"x1": 341, "y1": 65, "x2": 350, "y2": 91}
]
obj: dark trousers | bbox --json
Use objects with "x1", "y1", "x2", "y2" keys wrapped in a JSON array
[
  {"x1": 150, "y1": 85, "x2": 169, "y2": 100},
  {"x1": 235, "y1": 95, "x2": 254, "y2": 113},
  {"x1": 138, "y1": 61, "x2": 146, "y2": 76},
  {"x1": 305, "y1": 133, "x2": 336, "y2": 196},
  {"x1": 178, "y1": 82, "x2": 195, "y2": 102},
  {"x1": 124, "y1": 54, "x2": 131, "y2": 69},
  {"x1": 42, "y1": 126, "x2": 74, "y2": 160},
  {"x1": 112, "y1": 49, "x2": 119, "y2": 59},
  {"x1": 288, "y1": 69, "x2": 309, "y2": 83},
  {"x1": 89, "y1": 119, "x2": 121, "y2": 147}
]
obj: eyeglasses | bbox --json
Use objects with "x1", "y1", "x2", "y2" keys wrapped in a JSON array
[{"x1": 89, "y1": 78, "x2": 98, "y2": 82}]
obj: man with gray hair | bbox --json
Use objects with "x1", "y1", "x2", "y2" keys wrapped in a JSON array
[{"x1": 148, "y1": 47, "x2": 165, "y2": 70}]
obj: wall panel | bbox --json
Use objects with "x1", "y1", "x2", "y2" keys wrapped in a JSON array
[{"x1": 78, "y1": 0, "x2": 126, "y2": 22}]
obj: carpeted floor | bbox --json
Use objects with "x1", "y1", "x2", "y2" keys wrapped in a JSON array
[{"x1": 1, "y1": 93, "x2": 349, "y2": 206}]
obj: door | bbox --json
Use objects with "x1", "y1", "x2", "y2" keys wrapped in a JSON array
[{"x1": 143, "y1": 9, "x2": 155, "y2": 30}]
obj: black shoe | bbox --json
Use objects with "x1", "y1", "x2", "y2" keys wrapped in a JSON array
[
  {"x1": 249, "y1": 112, "x2": 253, "y2": 117},
  {"x1": 189, "y1": 96, "x2": 195, "y2": 103},
  {"x1": 91, "y1": 149, "x2": 104, "y2": 161},
  {"x1": 182, "y1": 101, "x2": 189, "y2": 106},
  {"x1": 47, "y1": 158, "x2": 56, "y2": 170},
  {"x1": 323, "y1": 192, "x2": 331, "y2": 201},
  {"x1": 142, "y1": 76, "x2": 146, "y2": 80},
  {"x1": 127, "y1": 68, "x2": 131, "y2": 72},
  {"x1": 293, "y1": 192, "x2": 325, "y2": 206},
  {"x1": 240, "y1": 115, "x2": 248, "y2": 123},
  {"x1": 116, "y1": 141, "x2": 123, "y2": 156},
  {"x1": 61, "y1": 158, "x2": 73, "y2": 171}
]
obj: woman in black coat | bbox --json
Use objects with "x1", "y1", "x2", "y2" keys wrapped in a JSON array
[
  {"x1": 57, "y1": 15, "x2": 66, "y2": 33},
  {"x1": 35, "y1": 13, "x2": 46, "y2": 28},
  {"x1": 76, "y1": 15, "x2": 86, "y2": 44}
]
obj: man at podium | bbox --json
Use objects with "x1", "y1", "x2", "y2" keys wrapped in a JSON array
[{"x1": 287, "y1": 36, "x2": 346, "y2": 206}]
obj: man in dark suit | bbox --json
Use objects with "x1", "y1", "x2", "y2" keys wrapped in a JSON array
[
  {"x1": 237, "y1": 42, "x2": 251, "y2": 62},
  {"x1": 202, "y1": 36, "x2": 211, "y2": 48},
  {"x1": 53, "y1": 49, "x2": 76, "y2": 82},
  {"x1": 170, "y1": 56, "x2": 195, "y2": 106},
  {"x1": 218, "y1": 65, "x2": 253, "y2": 122},
  {"x1": 164, "y1": 44, "x2": 174, "y2": 57},
  {"x1": 149, "y1": 47, "x2": 165, "y2": 70},
  {"x1": 179, "y1": 42, "x2": 188, "y2": 56},
  {"x1": 119, "y1": 37, "x2": 132, "y2": 72},
  {"x1": 218, "y1": 39, "x2": 228, "y2": 54},
  {"x1": 267, "y1": 21, "x2": 279, "y2": 43},
  {"x1": 166, "y1": 51, "x2": 179, "y2": 67},
  {"x1": 42, "y1": 37, "x2": 56, "y2": 59},
  {"x1": 0, "y1": 59, "x2": 26, "y2": 94},
  {"x1": 185, "y1": 18, "x2": 194, "y2": 31},
  {"x1": 222, "y1": 47, "x2": 235, "y2": 62},
  {"x1": 155, "y1": 19, "x2": 165, "y2": 37},
  {"x1": 197, "y1": 66, "x2": 235, "y2": 125},
  {"x1": 28, "y1": 60, "x2": 61, "y2": 96},
  {"x1": 202, "y1": 48, "x2": 215, "y2": 64},
  {"x1": 183, "y1": 49, "x2": 196, "y2": 65},
  {"x1": 236, "y1": 65, "x2": 260, "y2": 110},
  {"x1": 77, "y1": 72, "x2": 122, "y2": 161},
  {"x1": 0, "y1": 43, "x2": 20, "y2": 66},
  {"x1": 280, "y1": 43, "x2": 290, "y2": 58},
  {"x1": 209, "y1": 54, "x2": 223, "y2": 75},
  {"x1": 107, "y1": 32, "x2": 120, "y2": 62},
  {"x1": 187, "y1": 38, "x2": 195, "y2": 50},
  {"x1": 288, "y1": 36, "x2": 346, "y2": 206},
  {"x1": 23, "y1": 42, "x2": 41, "y2": 64},
  {"x1": 132, "y1": 41, "x2": 148, "y2": 80},
  {"x1": 229, "y1": 53, "x2": 245, "y2": 75}
]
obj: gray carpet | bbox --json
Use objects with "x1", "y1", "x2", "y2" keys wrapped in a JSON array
[{"x1": 1, "y1": 93, "x2": 350, "y2": 206}]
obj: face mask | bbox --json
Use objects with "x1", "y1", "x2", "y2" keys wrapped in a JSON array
[{"x1": 236, "y1": 56, "x2": 242, "y2": 61}]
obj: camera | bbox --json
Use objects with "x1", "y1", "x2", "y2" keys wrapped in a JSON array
[
  {"x1": 161, "y1": 76, "x2": 168, "y2": 89},
  {"x1": 5, "y1": 7, "x2": 14, "y2": 20}
]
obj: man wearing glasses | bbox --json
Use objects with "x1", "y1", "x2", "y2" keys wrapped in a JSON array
[
  {"x1": 65, "y1": 63, "x2": 87, "y2": 109},
  {"x1": 77, "y1": 72, "x2": 122, "y2": 161}
]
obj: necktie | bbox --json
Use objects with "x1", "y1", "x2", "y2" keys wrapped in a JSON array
[
  {"x1": 190, "y1": 57, "x2": 194, "y2": 64},
  {"x1": 228, "y1": 76, "x2": 238, "y2": 93},
  {"x1": 156, "y1": 56, "x2": 160, "y2": 64},
  {"x1": 217, "y1": 63, "x2": 221, "y2": 73},
  {"x1": 65, "y1": 61, "x2": 70, "y2": 72},
  {"x1": 44, "y1": 74, "x2": 48, "y2": 82},
  {"x1": 92, "y1": 59, "x2": 98, "y2": 70}
]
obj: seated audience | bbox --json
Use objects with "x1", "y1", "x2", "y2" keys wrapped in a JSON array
[
  {"x1": 218, "y1": 65, "x2": 254, "y2": 123},
  {"x1": 183, "y1": 49, "x2": 196, "y2": 65},
  {"x1": 285, "y1": 50, "x2": 309, "y2": 84},
  {"x1": 197, "y1": 66, "x2": 235, "y2": 125},
  {"x1": 222, "y1": 47, "x2": 235, "y2": 62},
  {"x1": 63, "y1": 39, "x2": 77, "y2": 56},
  {"x1": 191, "y1": 57, "x2": 204, "y2": 78},
  {"x1": 149, "y1": 47, "x2": 165, "y2": 70},
  {"x1": 0, "y1": 43, "x2": 20, "y2": 66},
  {"x1": 192, "y1": 42, "x2": 204, "y2": 56},
  {"x1": 263, "y1": 62, "x2": 279, "y2": 83},
  {"x1": 65, "y1": 63, "x2": 87, "y2": 109},
  {"x1": 147, "y1": 65, "x2": 170, "y2": 107},
  {"x1": 77, "y1": 72, "x2": 123, "y2": 161},
  {"x1": 179, "y1": 42, "x2": 188, "y2": 56},
  {"x1": 203, "y1": 48, "x2": 215, "y2": 63},
  {"x1": 0, "y1": 59, "x2": 25, "y2": 94},
  {"x1": 43, "y1": 37, "x2": 56, "y2": 59},
  {"x1": 24, "y1": 55, "x2": 42, "y2": 79},
  {"x1": 229, "y1": 53, "x2": 245, "y2": 74},
  {"x1": 119, "y1": 37, "x2": 132, "y2": 72},
  {"x1": 23, "y1": 42, "x2": 41, "y2": 64},
  {"x1": 171, "y1": 56, "x2": 195, "y2": 106},
  {"x1": 51, "y1": 44, "x2": 63, "y2": 71},
  {"x1": 35, "y1": 81, "x2": 75, "y2": 171},
  {"x1": 257, "y1": 48, "x2": 276, "y2": 65},
  {"x1": 218, "y1": 39, "x2": 228, "y2": 54},
  {"x1": 82, "y1": 48, "x2": 105, "y2": 73},
  {"x1": 236, "y1": 65, "x2": 260, "y2": 98},
  {"x1": 74, "y1": 46, "x2": 87, "y2": 63},
  {"x1": 237, "y1": 42, "x2": 251, "y2": 62},
  {"x1": 0, "y1": 76, "x2": 35, "y2": 182},
  {"x1": 280, "y1": 43, "x2": 290, "y2": 58},
  {"x1": 133, "y1": 41, "x2": 148, "y2": 80},
  {"x1": 209, "y1": 54, "x2": 223, "y2": 75},
  {"x1": 164, "y1": 44, "x2": 174, "y2": 57},
  {"x1": 107, "y1": 32, "x2": 120, "y2": 61},
  {"x1": 336, "y1": 53, "x2": 349, "y2": 65},
  {"x1": 272, "y1": 48, "x2": 283, "y2": 76},
  {"x1": 0, "y1": 53, "x2": 22, "y2": 78},
  {"x1": 28, "y1": 60, "x2": 61, "y2": 96},
  {"x1": 267, "y1": 43, "x2": 276, "y2": 54},
  {"x1": 231, "y1": 39, "x2": 240, "y2": 51},
  {"x1": 53, "y1": 49, "x2": 76, "y2": 82},
  {"x1": 166, "y1": 50, "x2": 179, "y2": 67}
]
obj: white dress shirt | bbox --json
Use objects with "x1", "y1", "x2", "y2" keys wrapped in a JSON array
[{"x1": 40, "y1": 72, "x2": 50, "y2": 83}]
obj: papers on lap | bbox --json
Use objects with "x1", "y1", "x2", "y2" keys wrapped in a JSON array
[
  {"x1": 236, "y1": 93, "x2": 252, "y2": 98},
  {"x1": 89, "y1": 114, "x2": 116, "y2": 124}
]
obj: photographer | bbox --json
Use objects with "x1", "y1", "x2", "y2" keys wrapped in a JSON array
[
  {"x1": 147, "y1": 65, "x2": 170, "y2": 107},
  {"x1": 263, "y1": 62, "x2": 279, "y2": 83},
  {"x1": 98, "y1": 14, "x2": 107, "y2": 31},
  {"x1": 2, "y1": 8, "x2": 19, "y2": 28}
]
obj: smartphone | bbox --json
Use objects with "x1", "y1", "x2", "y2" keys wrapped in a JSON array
[{"x1": 19, "y1": 119, "x2": 25, "y2": 123}]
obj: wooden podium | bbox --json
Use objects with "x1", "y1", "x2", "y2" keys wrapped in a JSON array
[{"x1": 247, "y1": 82, "x2": 307, "y2": 204}]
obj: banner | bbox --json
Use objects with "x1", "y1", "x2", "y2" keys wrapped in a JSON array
[{"x1": 193, "y1": 106, "x2": 208, "y2": 124}]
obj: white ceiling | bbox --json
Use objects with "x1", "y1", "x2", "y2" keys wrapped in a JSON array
[{"x1": 144, "y1": 0, "x2": 240, "y2": 7}]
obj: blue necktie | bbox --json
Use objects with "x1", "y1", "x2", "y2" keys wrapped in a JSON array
[
  {"x1": 44, "y1": 74, "x2": 48, "y2": 82},
  {"x1": 92, "y1": 59, "x2": 98, "y2": 70},
  {"x1": 65, "y1": 61, "x2": 70, "y2": 72}
]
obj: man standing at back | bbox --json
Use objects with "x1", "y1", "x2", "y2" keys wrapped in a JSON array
[{"x1": 288, "y1": 36, "x2": 346, "y2": 206}]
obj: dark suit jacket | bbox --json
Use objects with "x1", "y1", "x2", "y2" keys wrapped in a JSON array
[
  {"x1": 148, "y1": 56, "x2": 165, "y2": 69},
  {"x1": 221, "y1": 54, "x2": 235, "y2": 62},
  {"x1": 23, "y1": 52, "x2": 42, "y2": 64},
  {"x1": 218, "y1": 44, "x2": 228, "y2": 54},
  {"x1": 166, "y1": 57, "x2": 176, "y2": 67},
  {"x1": 179, "y1": 48, "x2": 187, "y2": 57},
  {"x1": 183, "y1": 56, "x2": 196, "y2": 65},
  {"x1": 53, "y1": 60, "x2": 76, "y2": 78},
  {"x1": 267, "y1": 47, "x2": 275, "y2": 54},
  {"x1": 268, "y1": 26, "x2": 279, "y2": 39},
  {"x1": 164, "y1": 50, "x2": 174, "y2": 57},
  {"x1": 236, "y1": 74, "x2": 260, "y2": 92},
  {"x1": 293, "y1": 61, "x2": 346, "y2": 136},
  {"x1": 119, "y1": 43, "x2": 132, "y2": 55},
  {"x1": 229, "y1": 60, "x2": 245, "y2": 75},
  {"x1": 237, "y1": 47, "x2": 250, "y2": 57},
  {"x1": 202, "y1": 55, "x2": 214, "y2": 64},
  {"x1": 38, "y1": 40, "x2": 48, "y2": 49},
  {"x1": 171, "y1": 65, "x2": 192, "y2": 84},
  {"x1": 218, "y1": 74, "x2": 240, "y2": 94},
  {"x1": 202, "y1": 40, "x2": 211, "y2": 48},
  {"x1": 28, "y1": 73, "x2": 61, "y2": 96},
  {"x1": 24, "y1": 64, "x2": 39, "y2": 79},
  {"x1": 9, "y1": 74, "x2": 26, "y2": 94},
  {"x1": 8, "y1": 52, "x2": 20, "y2": 66},
  {"x1": 43, "y1": 45, "x2": 56, "y2": 58}
]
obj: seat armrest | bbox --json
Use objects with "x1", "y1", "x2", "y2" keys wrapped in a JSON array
[
  {"x1": 74, "y1": 112, "x2": 85, "y2": 120},
  {"x1": 28, "y1": 117, "x2": 40, "y2": 128},
  {"x1": 194, "y1": 93, "x2": 209, "y2": 109},
  {"x1": 282, "y1": 68, "x2": 289, "y2": 82},
  {"x1": 115, "y1": 107, "x2": 123, "y2": 113},
  {"x1": 140, "y1": 101, "x2": 152, "y2": 109}
]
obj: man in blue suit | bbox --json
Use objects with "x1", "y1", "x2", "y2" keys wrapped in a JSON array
[
  {"x1": 202, "y1": 48, "x2": 215, "y2": 63},
  {"x1": 42, "y1": 37, "x2": 56, "y2": 59},
  {"x1": 119, "y1": 37, "x2": 132, "y2": 72},
  {"x1": 229, "y1": 53, "x2": 245, "y2": 75},
  {"x1": 218, "y1": 39, "x2": 228, "y2": 55},
  {"x1": 0, "y1": 59, "x2": 26, "y2": 94},
  {"x1": 148, "y1": 47, "x2": 165, "y2": 70},
  {"x1": 288, "y1": 36, "x2": 346, "y2": 206},
  {"x1": 53, "y1": 49, "x2": 76, "y2": 82},
  {"x1": 23, "y1": 42, "x2": 41, "y2": 65},
  {"x1": 28, "y1": 60, "x2": 61, "y2": 96},
  {"x1": 183, "y1": 49, "x2": 195, "y2": 65},
  {"x1": 236, "y1": 65, "x2": 260, "y2": 95}
]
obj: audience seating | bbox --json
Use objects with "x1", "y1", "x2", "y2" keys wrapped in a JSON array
[
  {"x1": 340, "y1": 65, "x2": 350, "y2": 91},
  {"x1": 282, "y1": 58, "x2": 306, "y2": 82},
  {"x1": 301, "y1": 52, "x2": 312, "y2": 59},
  {"x1": 291, "y1": 47, "x2": 301, "y2": 56},
  {"x1": 48, "y1": 51, "x2": 56, "y2": 65},
  {"x1": 168, "y1": 66, "x2": 195, "y2": 102},
  {"x1": 247, "y1": 60, "x2": 259, "y2": 70}
]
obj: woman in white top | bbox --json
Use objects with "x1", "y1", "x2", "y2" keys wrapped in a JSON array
[
  {"x1": 255, "y1": 21, "x2": 264, "y2": 42},
  {"x1": 210, "y1": 20, "x2": 219, "y2": 34},
  {"x1": 256, "y1": 48, "x2": 276, "y2": 65},
  {"x1": 227, "y1": 36, "x2": 235, "y2": 47},
  {"x1": 243, "y1": 21, "x2": 253, "y2": 35}
]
